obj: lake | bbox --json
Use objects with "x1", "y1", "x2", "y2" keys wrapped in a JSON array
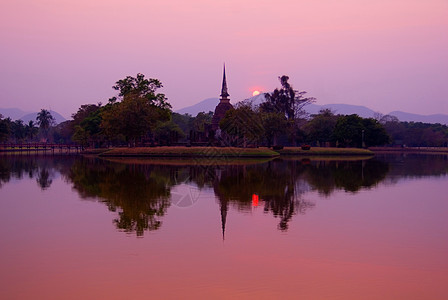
[{"x1": 0, "y1": 153, "x2": 447, "y2": 299}]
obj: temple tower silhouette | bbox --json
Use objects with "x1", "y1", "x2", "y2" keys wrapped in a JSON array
[{"x1": 211, "y1": 64, "x2": 233, "y2": 131}]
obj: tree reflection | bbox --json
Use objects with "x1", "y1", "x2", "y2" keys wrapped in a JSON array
[
  {"x1": 303, "y1": 159, "x2": 390, "y2": 195},
  {"x1": 0, "y1": 159, "x2": 10, "y2": 188},
  {"x1": 186, "y1": 161, "x2": 315, "y2": 232},
  {"x1": 3, "y1": 153, "x2": 446, "y2": 237},
  {"x1": 64, "y1": 158, "x2": 175, "y2": 236},
  {"x1": 188, "y1": 158, "x2": 390, "y2": 232},
  {"x1": 375, "y1": 153, "x2": 448, "y2": 181},
  {"x1": 36, "y1": 168, "x2": 53, "y2": 190},
  {"x1": 0, "y1": 156, "x2": 70, "y2": 189}
]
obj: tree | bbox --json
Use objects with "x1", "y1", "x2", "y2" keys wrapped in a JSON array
[
  {"x1": 11, "y1": 120, "x2": 26, "y2": 142},
  {"x1": 36, "y1": 109, "x2": 55, "y2": 140},
  {"x1": 219, "y1": 102, "x2": 264, "y2": 147},
  {"x1": 101, "y1": 74, "x2": 171, "y2": 145},
  {"x1": 113, "y1": 73, "x2": 171, "y2": 110},
  {"x1": 71, "y1": 104, "x2": 103, "y2": 147},
  {"x1": 261, "y1": 76, "x2": 315, "y2": 121},
  {"x1": 71, "y1": 104, "x2": 101, "y2": 127},
  {"x1": 0, "y1": 114, "x2": 9, "y2": 142},
  {"x1": 171, "y1": 112, "x2": 194, "y2": 138},
  {"x1": 155, "y1": 120, "x2": 185, "y2": 145},
  {"x1": 333, "y1": 114, "x2": 365, "y2": 147},
  {"x1": 260, "y1": 112, "x2": 287, "y2": 146},
  {"x1": 333, "y1": 114, "x2": 390, "y2": 147},
  {"x1": 261, "y1": 75, "x2": 315, "y2": 145},
  {"x1": 361, "y1": 118, "x2": 390, "y2": 147},
  {"x1": 192, "y1": 112, "x2": 213, "y2": 133},
  {"x1": 400, "y1": 122, "x2": 448, "y2": 147},
  {"x1": 52, "y1": 121, "x2": 73, "y2": 144},
  {"x1": 303, "y1": 109, "x2": 338, "y2": 146},
  {"x1": 25, "y1": 121, "x2": 38, "y2": 141}
]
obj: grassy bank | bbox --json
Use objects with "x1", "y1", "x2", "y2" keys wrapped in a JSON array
[
  {"x1": 103, "y1": 157, "x2": 275, "y2": 166},
  {"x1": 98, "y1": 146, "x2": 280, "y2": 158},
  {"x1": 370, "y1": 147, "x2": 448, "y2": 154},
  {"x1": 92, "y1": 146, "x2": 374, "y2": 157},
  {"x1": 276, "y1": 147, "x2": 374, "y2": 156}
]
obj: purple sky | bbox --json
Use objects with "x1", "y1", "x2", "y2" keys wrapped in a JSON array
[{"x1": 1, "y1": 0, "x2": 447, "y2": 118}]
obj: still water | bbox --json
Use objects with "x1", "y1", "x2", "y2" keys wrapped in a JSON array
[{"x1": 0, "y1": 154, "x2": 447, "y2": 299}]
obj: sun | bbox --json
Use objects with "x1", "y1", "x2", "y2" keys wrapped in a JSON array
[{"x1": 252, "y1": 90, "x2": 261, "y2": 96}]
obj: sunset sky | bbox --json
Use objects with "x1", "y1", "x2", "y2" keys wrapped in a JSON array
[{"x1": 1, "y1": 0, "x2": 447, "y2": 118}]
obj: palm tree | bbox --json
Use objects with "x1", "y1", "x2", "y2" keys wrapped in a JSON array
[{"x1": 36, "y1": 109, "x2": 55, "y2": 141}]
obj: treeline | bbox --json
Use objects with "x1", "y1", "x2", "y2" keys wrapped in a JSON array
[
  {"x1": 381, "y1": 116, "x2": 448, "y2": 147},
  {"x1": 0, "y1": 109, "x2": 55, "y2": 143},
  {"x1": 1, "y1": 73, "x2": 447, "y2": 147}
]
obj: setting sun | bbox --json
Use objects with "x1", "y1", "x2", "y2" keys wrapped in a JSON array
[{"x1": 252, "y1": 90, "x2": 260, "y2": 96}]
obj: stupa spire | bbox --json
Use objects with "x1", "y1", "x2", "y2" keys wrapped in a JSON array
[
  {"x1": 220, "y1": 64, "x2": 229, "y2": 99},
  {"x1": 211, "y1": 64, "x2": 233, "y2": 130}
]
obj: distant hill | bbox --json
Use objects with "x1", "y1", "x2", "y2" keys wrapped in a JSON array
[
  {"x1": 0, "y1": 108, "x2": 32, "y2": 120},
  {"x1": 20, "y1": 110, "x2": 66, "y2": 125},
  {"x1": 305, "y1": 104, "x2": 378, "y2": 118},
  {"x1": 176, "y1": 98, "x2": 218, "y2": 115},
  {"x1": 388, "y1": 111, "x2": 448, "y2": 125},
  {"x1": 176, "y1": 96, "x2": 448, "y2": 125},
  {"x1": 0, "y1": 108, "x2": 66, "y2": 124}
]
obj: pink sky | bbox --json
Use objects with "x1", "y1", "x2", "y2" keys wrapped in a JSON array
[{"x1": 1, "y1": 0, "x2": 447, "y2": 118}]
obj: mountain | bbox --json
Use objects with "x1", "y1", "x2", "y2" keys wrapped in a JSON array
[
  {"x1": 0, "y1": 108, "x2": 32, "y2": 120},
  {"x1": 388, "y1": 111, "x2": 448, "y2": 125},
  {"x1": 176, "y1": 96, "x2": 448, "y2": 125},
  {"x1": 176, "y1": 98, "x2": 219, "y2": 115},
  {"x1": 0, "y1": 107, "x2": 67, "y2": 124},
  {"x1": 305, "y1": 104, "x2": 378, "y2": 118},
  {"x1": 20, "y1": 110, "x2": 66, "y2": 125}
]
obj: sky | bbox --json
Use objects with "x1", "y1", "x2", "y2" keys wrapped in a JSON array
[{"x1": 0, "y1": 0, "x2": 447, "y2": 119}]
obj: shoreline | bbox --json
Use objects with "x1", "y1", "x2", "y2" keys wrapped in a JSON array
[
  {"x1": 3, "y1": 146, "x2": 448, "y2": 157},
  {"x1": 96, "y1": 146, "x2": 374, "y2": 157},
  {"x1": 97, "y1": 146, "x2": 280, "y2": 158},
  {"x1": 369, "y1": 147, "x2": 448, "y2": 154}
]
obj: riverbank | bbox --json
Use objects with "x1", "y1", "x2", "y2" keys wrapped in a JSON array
[
  {"x1": 97, "y1": 146, "x2": 280, "y2": 158},
  {"x1": 370, "y1": 147, "x2": 448, "y2": 154},
  {"x1": 90, "y1": 146, "x2": 374, "y2": 158},
  {"x1": 276, "y1": 147, "x2": 374, "y2": 156}
]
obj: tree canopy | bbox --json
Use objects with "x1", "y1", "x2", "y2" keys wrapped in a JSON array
[
  {"x1": 101, "y1": 74, "x2": 172, "y2": 145},
  {"x1": 261, "y1": 75, "x2": 315, "y2": 120},
  {"x1": 260, "y1": 75, "x2": 315, "y2": 145},
  {"x1": 36, "y1": 109, "x2": 55, "y2": 129}
]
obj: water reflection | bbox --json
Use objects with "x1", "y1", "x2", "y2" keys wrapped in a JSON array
[
  {"x1": 303, "y1": 159, "x2": 390, "y2": 195},
  {"x1": 63, "y1": 158, "x2": 176, "y2": 236},
  {"x1": 375, "y1": 153, "x2": 448, "y2": 179},
  {"x1": 0, "y1": 156, "x2": 72, "y2": 190},
  {"x1": 208, "y1": 162, "x2": 315, "y2": 232},
  {"x1": 1, "y1": 153, "x2": 447, "y2": 236}
]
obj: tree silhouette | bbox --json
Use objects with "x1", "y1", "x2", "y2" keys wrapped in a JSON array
[
  {"x1": 25, "y1": 120, "x2": 38, "y2": 141},
  {"x1": 261, "y1": 76, "x2": 315, "y2": 145},
  {"x1": 101, "y1": 74, "x2": 171, "y2": 145},
  {"x1": 36, "y1": 109, "x2": 55, "y2": 140},
  {"x1": 36, "y1": 168, "x2": 53, "y2": 190}
]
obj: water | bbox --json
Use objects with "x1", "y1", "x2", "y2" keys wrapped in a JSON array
[{"x1": 0, "y1": 154, "x2": 447, "y2": 299}]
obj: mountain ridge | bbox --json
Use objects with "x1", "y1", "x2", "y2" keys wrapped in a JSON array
[
  {"x1": 175, "y1": 95, "x2": 448, "y2": 125},
  {"x1": 0, "y1": 108, "x2": 66, "y2": 125}
]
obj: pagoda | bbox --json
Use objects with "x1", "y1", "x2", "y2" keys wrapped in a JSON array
[{"x1": 211, "y1": 65, "x2": 233, "y2": 130}]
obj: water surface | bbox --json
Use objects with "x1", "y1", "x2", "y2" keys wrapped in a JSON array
[{"x1": 0, "y1": 154, "x2": 447, "y2": 299}]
